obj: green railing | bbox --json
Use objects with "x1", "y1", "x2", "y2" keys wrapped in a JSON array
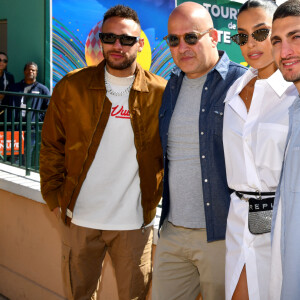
[{"x1": 0, "y1": 91, "x2": 50, "y2": 175}]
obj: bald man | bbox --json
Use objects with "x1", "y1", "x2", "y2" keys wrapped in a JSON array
[{"x1": 152, "y1": 3, "x2": 247, "y2": 300}]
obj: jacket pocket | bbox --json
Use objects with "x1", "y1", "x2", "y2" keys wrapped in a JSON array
[{"x1": 213, "y1": 106, "x2": 224, "y2": 136}]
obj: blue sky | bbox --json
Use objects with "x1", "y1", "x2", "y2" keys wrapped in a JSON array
[{"x1": 53, "y1": 0, "x2": 174, "y2": 46}]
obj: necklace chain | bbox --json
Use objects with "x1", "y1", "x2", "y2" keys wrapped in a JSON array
[
  {"x1": 244, "y1": 77, "x2": 258, "y2": 111},
  {"x1": 104, "y1": 77, "x2": 133, "y2": 97}
]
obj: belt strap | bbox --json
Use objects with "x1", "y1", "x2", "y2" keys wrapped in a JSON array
[{"x1": 235, "y1": 190, "x2": 275, "y2": 201}]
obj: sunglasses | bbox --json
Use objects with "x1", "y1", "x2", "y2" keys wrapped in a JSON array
[
  {"x1": 0, "y1": 59, "x2": 8, "y2": 63},
  {"x1": 99, "y1": 33, "x2": 140, "y2": 46},
  {"x1": 163, "y1": 28, "x2": 213, "y2": 47},
  {"x1": 231, "y1": 28, "x2": 271, "y2": 46}
]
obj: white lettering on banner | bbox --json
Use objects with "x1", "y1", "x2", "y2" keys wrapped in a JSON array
[
  {"x1": 203, "y1": 3, "x2": 238, "y2": 20},
  {"x1": 200, "y1": 3, "x2": 239, "y2": 44},
  {"x1": 0, "y1": 131, "x2": 25, "y2": 155},
  {"x1": 217, "y1": 30, "x2": 231, "y2": 44},
  {"x1": 5, "y1": 141, "x2": 20, "y2": 148},
  {"x1": 228, "y1": 22, "x2": 236, "y2": 30},
  {"x1": 221, "y1": 6, "x2": 229, "y2": 18},
  {"x1": 211, "y1": 5, "x2": 220, "y2": 18},
  {"x1": 230, "y1": 7, "x2": 238, "y2": 20}
]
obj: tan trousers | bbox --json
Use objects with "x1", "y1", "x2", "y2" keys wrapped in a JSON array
[
  {"x1": 152, "y1": 221, "x2": 225, "y2": 300},
  {"x1": 59, "y1": 220, "x2": 153, "y2": 300}
]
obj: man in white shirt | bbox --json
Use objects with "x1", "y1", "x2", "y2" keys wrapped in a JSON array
[
  {"x1": 270, "y1": 1, "x2": 300, "y2": 299},
  {"x1": 40, "y1": 5, "x2": 166, "y2": 300}
]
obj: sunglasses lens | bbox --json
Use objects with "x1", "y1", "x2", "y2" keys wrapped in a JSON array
[
  {"x1": 167, "y1": 35, "x2": 180, "y2": 47},
  {"x1": 120, "y1": 36, "x2": 137, "y2": 46},
  {"x1": 231, "y1": 29, "x2": 270, "y2": 46},
  {"x1": 99, "y1": 33, "x2": 138, "y2": 46},
  {"x1": 231, "y1": 34, "x2": 248, "y2": 46},
  {"x1": 0, "y1": 59, "x2": 8, "y2": 63},
  {"x1": 184, "y1": 33, "x2": 199, "y2": 45},
  {"x1": 99, "y1": 33, "x2": 116, "y2": 44},
  {"x1": 253, "y1": 29, "x2": 270, "y2": 41}
]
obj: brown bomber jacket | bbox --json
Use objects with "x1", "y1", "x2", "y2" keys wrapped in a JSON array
[{"x1": 40, "y1": 61, "x2": 167, "y2": 226}]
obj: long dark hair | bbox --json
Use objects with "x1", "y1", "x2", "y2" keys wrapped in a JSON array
[{"x1": 238, "y1": 0, "x2": 277, "y2": 17}]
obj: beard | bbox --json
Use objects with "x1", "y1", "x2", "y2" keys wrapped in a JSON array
[
  {"x1": 282, "y1": 71, "x2": 300, "y2": 84},
  {"x1": 279, "y1": 57, "x2": 300, "y2": 83},
  {"x1": 103, "y1": 50, "x2": 137, "y2": 71}
]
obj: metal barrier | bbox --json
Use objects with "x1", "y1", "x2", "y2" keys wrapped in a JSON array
[{"x1": 0, "y1": 91, "x2": 50, "y2": 175}]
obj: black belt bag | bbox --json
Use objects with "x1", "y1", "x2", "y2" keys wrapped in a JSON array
[{"x1": 235, "y1": 191, "x2": 275, "y2": 235}]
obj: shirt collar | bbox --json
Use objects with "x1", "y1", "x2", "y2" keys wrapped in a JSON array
[
  {"x1": 265, "y1": 69, "x2": 294, "y2": 98},
  {"x1": 208, "y1": 50, "x2": 230, "y2": 80},
  {"x1": 171, "y1": 50, "x2": 231, "y2": 80},
  {"x1": 224, "y1": 68, "x2": 294, "y2": 103}
]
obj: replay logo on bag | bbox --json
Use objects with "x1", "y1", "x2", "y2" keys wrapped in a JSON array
[{"x1": 248, "y1": 197, "x2": 274, "y2": 235}]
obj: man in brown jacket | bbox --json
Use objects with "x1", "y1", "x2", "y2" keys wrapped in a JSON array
[{"x1": 40, "y1": 5, "x2": 166, "y2": 300}]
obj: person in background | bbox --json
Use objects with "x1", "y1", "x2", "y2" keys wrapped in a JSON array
[
  {"x1": 0, "y1": 52, "x2": 15, "y2": 127},
  {"x1": 9, "y1": 62, "x2": 49, "y2": 122},
  {"x1": 40, "y1": 4, "x2": 166, "y2": 300},
  {"x1": 0, "y1": 52, "x2": 14, "y2": 105},
  {"x1": 8, "y1": 62, "x2": 50, "y2": 167},
  {"x1": 152, "y1": 2, "x2": 246, "y2": 300},
  {"x1": 223, "y1": 0, "x2": 298, "y2": 299},
  {"x1": 269, "y1": 1, "x2": 300, "y2": 299}
]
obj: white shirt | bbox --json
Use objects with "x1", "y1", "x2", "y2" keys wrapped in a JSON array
[
  {"x1": 269, "y1": 195, "x2": 282, "y2": 300},
  {"x1": 223, "y1": 68, "x2": 297, "y2": 300},
  {"x1": 223, "y1": 68, "x2": 297, "y2": 193},
  {"x1": 21, "y1": 85, "x2": 33, "y2": 117},
  {"x1": 72, "y1": 70, "x2": 146, "y2": 230},
  {"x1": 268, "y1": 137, "x2": 293, "y2": 300}
]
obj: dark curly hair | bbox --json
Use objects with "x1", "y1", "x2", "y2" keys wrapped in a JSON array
[
  {"x1": 102, "y1": 4, "x2": 140, "y2": 27},
  {"x1": 273, "y1": 0, "x2": 300, "y2": 22},
  {"x1": 24, "y1": 61, "x2": 38, "y2": 71}
]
